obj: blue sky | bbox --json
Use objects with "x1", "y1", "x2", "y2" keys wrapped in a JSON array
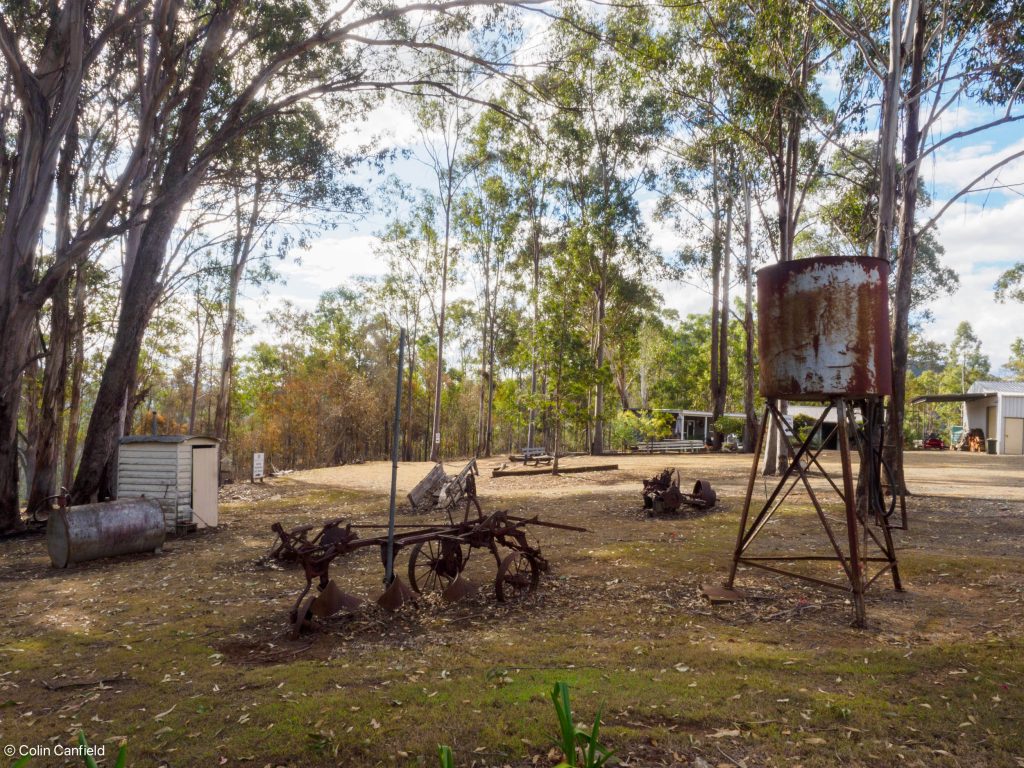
[{"x1": 240, "y1": 26, "x2": 1024, "y2": 373}]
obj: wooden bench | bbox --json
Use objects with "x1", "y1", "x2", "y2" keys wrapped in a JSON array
[
  {"x1": 632, "y1": 439, "x2": 707, "y2": 454},
  {"x1": 509, "y1": 446, "x2": 549, "y2": 463}
]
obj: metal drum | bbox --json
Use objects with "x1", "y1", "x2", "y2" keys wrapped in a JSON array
[
  {"x1": 47, "y1": 497, "x2": 166, "y2": 568},
  {"x1": 757, "y1": 256, "x2": 892, "y2": 400}
]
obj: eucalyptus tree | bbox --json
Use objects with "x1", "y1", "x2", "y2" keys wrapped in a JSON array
[
  {"x1": 940, "y1": 321, "x2": 990, "y2": 395},
  {"x1": 207, "y1": 108, "x2": 362, "y2": 445},
  {"x1": 654, "y1": 0, "x2": 859, "y2": 468},
  {"x1": 68, "y1": 0, "x2": 538, "y2": 507},
  {"x1": 458, "y1": 111, "x2": 521, "y2": 456},
  {"x1": 812, "y1": 0, "x2": 1024, "y2": 489},
  {"x1": 812, "y1": 141, "x2": 959, "y2": 322},
  {"x1": 1005, "y1": 339, "x2": 1024, "y2": 381},
  {"x1": 657, "y1": 119, "x2": 741, "y2": 449},
  {"x1": 0, "y1": 1, "x2": 147, "y2": 531},
  {"x1": 408, "y1": 80, "x2": 476, "y2": 462},
  {"x1": 374, "y1": 196, "x2": 449, "y2": 460},
  {"x1": 543, "y1": 3, "x2": 667, "y2": 454},
  {"x1": 474, "y1": 89, "x2": 554, "y2": 452},
  {"x1": 604, "y1": 274, "x2": 660, "y2": 410},
  {"x1": 534, "y1": 246, "x2": 597, "y2": 471}
]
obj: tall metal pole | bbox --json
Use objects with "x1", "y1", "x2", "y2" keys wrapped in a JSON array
[{"x1": 384, "y1": 328, "x2": 406, "y2": 585}]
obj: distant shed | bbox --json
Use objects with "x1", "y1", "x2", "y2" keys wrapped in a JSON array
[
  {"x1": 912, "y1": 380, "x2": 1024, "y2": 454},
  {"x1": 117, "y1": 435, "x2": 219, "y2": 532}
]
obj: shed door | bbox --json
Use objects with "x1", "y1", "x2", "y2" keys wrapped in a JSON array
[
  {"x1": 191, "y1": 446, "x2": 218, "y2": 528},
  {"x1": 987, "y1": 406, "x2": 997, "y2": 441},
  {"x1": 1005, "y1": 418, "x2": 1024, "y2": 455}
]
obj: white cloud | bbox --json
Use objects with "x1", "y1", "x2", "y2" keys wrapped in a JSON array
[
  {"x1": 236, "y1": 232, "x2": 387, "y2": 346},
  {"x1": 922, "y1": 135, "x2": 1024, "y2": 198},
  {"x1": 921, "y1": 197, "x2": 1024, "y2": 368}
]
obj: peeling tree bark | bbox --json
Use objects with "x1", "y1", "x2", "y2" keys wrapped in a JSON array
[{"x1": 886, "y1": 0, "x2": 925, "y2": 495}]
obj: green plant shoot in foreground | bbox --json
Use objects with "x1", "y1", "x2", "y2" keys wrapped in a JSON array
[{"x1": 439, "y1": 682, "x2": 614, "y2": 767}]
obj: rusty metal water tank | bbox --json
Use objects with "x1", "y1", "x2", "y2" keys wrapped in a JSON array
[
  {"x1": 47, "y1": 497, "x2": 166, "y2": 568},
  {"x1": 757, "y1": 256, "x2": 892, "y2": 400}
]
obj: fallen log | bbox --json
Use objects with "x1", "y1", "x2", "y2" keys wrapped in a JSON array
[{"x1": 491, "y1": 463, "x2": 619, "y2": 478}]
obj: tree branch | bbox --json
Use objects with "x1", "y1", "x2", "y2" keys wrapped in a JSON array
[{"x1": 917, "y1": 148, "x2": 1024, "y2": 235}]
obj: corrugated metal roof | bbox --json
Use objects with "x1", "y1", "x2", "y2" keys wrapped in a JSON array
[
  {"x1": 967, "y1": 380, "x2": 1024, "y2": 395},
  {"x1": 911, "y1": 393, "x2": 988, "y2": 404},
  {"x1": 120, "y1": 434, "x2": 219, "y2": 444}
]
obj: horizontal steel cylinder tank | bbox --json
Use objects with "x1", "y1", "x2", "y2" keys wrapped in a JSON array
[
  {"x1": 757, "y1": 256, "x2": 892, "y2": 400},
  {"x1": 47, "y1": 497, "x2": 166, "y2": 568}
]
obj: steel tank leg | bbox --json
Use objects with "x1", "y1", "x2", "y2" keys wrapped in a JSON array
[{"x1": 727, "y1": 407, "x2": 769, "y2": 589}]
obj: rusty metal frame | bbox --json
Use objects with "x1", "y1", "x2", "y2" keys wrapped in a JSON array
[
  {"x1": 275, "y1": 507, "x2": 586, "y2": 636},
  {"x1": 726, "y1": 397, "x2": 903, "y2": 628}
]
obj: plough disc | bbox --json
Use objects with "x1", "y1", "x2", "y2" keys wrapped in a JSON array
[
  {"x1": 692, "y1": 479, "x2": 717, "y2": 507},
  {"x1": 289, "y1": 593, "x2": 318, "y2": 640},
  {"x1": 377, "y1": 576, "x2": 415, "y2": 612},
  {"x1": 441, "y1": 574, "x2": 477, "y2": 603},
  {"x1": 311, "y1": 579, "x2": 364, "y2": 617}
]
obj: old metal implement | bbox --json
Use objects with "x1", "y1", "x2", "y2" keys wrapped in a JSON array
[
  {"x1": 642, "y1": 469, "x2": 716, "y2": 515},
  {"x1": 406, "y1": 458, "x2": 479, "y2": 518},
  {"x1": 269, "y1": 516, "x2": 352, "y2": 562},
  {"x1": 272, "y1": 506, "x2": 586, "y2": 638}
]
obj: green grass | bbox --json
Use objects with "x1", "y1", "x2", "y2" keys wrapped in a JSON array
[{"x1": 2, "y1": 471, "x2": 1023, "y2": 767}]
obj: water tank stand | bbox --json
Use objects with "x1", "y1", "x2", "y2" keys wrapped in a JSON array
[{"x1": 722, "y1": 397, "x2": 904, "y2": 629}]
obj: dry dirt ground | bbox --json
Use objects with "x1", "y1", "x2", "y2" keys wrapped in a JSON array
[{"x1": 1, "y1": 451, "x2": 1022, "y2": 767}]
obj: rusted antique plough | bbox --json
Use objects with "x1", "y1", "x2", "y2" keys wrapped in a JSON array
[
  {"x1": 271, "y1": 502, "x2": 585, "y2": 638},
  {"x1": 641, "y1": 468, "x2": 716, "y2": 515}
]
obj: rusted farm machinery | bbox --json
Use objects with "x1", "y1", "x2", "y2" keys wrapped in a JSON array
[
  {"x1": 406, "y1": 458, "x2": 479, "y2": 516},
  {"x1": 641, "y1": 468, "x2": 717, "y2": 515},
  {"x1": 271, "y1": 495, "x2": 585, "y2": 638}
]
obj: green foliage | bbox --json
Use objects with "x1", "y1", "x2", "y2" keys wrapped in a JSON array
[
  {"x1": 809, "y1": 141, "x2": 958, "y2": 320},
  {"x1": 550, "y1": 682, "x2": 614, "y2": 768},
  {"x1": 436, "y1": 683, "x2": 613, "y2": 768},
  {"x1": 792, "y1": 413, "x2": 816, "y2": 443},
  {"x1": 995, "y1": 263, "x2": 1024, "y2": 305},
  {"x1": 1006, "y1": 338, "x2": 1024, "y2": 381},
  {"x1": 714, "y1": 415, "x2": 745, "y2": 437},
  {"x1": 939, "y1": 321, "x2": 991, "y2": 395},
  {"x1": 612, "y1": 410, "x2": 673, "y2": 449},
  {"x1": 80, "y1": 731, "x2": 126, "y2": 768}
]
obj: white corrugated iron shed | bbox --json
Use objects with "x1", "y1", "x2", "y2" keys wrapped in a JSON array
[
  {"x1": 965, "y1": 381, "x2": 1024, "y2": 455},
  {"x1": 117, "y1": 435, "x2": 220, "y2": 531}
]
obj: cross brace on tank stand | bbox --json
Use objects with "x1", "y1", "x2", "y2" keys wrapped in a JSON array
[{"x1": 714, "y1": 397, "x2": 904, "y2": 627}]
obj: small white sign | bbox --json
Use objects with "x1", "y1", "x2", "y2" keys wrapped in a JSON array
[
  {"x1": 252, "y1": 452, "x2": 265, "y2": 481},
  {"x1": 434, "y1": 432, "x2": 441, "y2": 444}
]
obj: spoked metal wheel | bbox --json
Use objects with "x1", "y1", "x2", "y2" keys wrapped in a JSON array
[
  {"x1": 495, "y1": 552, "x2": 540, "y2": 602},
  {"x1": 408, "y1": 539, "x2": 466, "y2": 594}
]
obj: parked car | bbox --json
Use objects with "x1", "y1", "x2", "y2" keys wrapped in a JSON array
[{"x1": 923, "y1": 433, "x2": 947, "y2": 450}]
